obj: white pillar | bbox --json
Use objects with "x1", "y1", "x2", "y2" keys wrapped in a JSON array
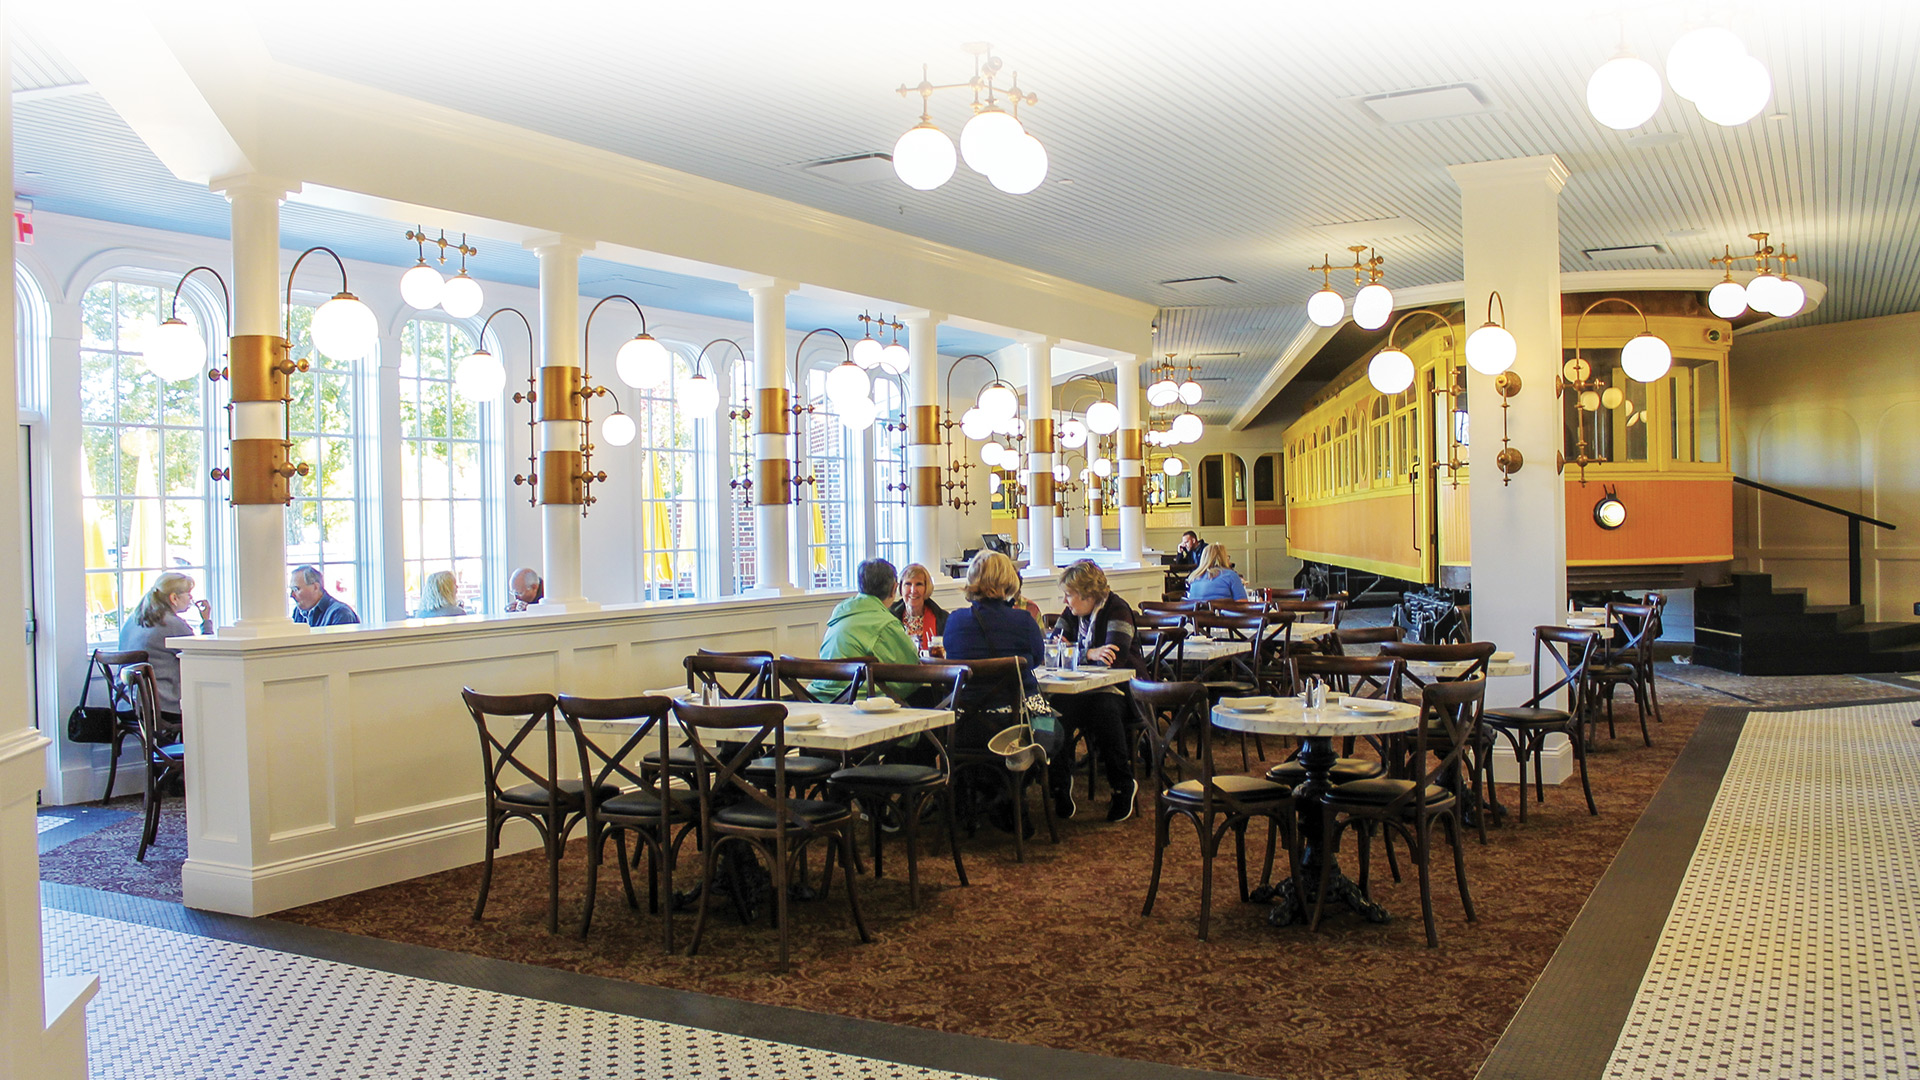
[
  {"x1": 1022, "y1": 336, "x2": 1056, "y2": 574},
  {"x1": 217, "y1": 175, "x2": 306, "y2": 637},
  {"x1": 744, "y1": 279, "x2": 800, "y2": 594},
  {"x1": 1115, "y1": 353, "x2": 1145, "y2": 565},
  {"x1": 1088, "y1": 485, "x2": 1105, "y2": 549},
  {"x1": 902, "y1": 309, "x2": 943, "y2": 571},
  {"x1": 528, "y1": 236, "x2": 599, "y2": 612},
  {"x1": 1451, "y1": 155, "x2": 1570, "y2": 708}
]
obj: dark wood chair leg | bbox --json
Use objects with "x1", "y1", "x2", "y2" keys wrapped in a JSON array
[
  {"x1": 1446, "y1": 813, "x2": 1475, "y2": 922},
  {"x1": 101, "y1": 725, "x2": 131, "y2": 806},
  {"x1": 686, "y1": 840, "x2": 720, "y2": 957},
  {"x1": 840, "y1": 827, "x2": 871, "y2": 943},
  {"x1": 473, "y1": 809, "x2": 500, "y2": 920},
  {"x1": 1197, "y1": 820, "x2": 1217, "y2": 942},
  {"x1": 546, "y1": 820, "x2": 563, "y2": 935},
  {"x1": 579, "y1": 822, "x2": 601, "y2": 938},
  {"x1": 1142, "y1": 805, "x2": 1170, "y2": 917},
  {"x1": 940, "y1": 787, "x2": 969, "y2": 888},
  {"x1": 903, "y1": 792, "x2": 923, "y2": 908},
  {"x1": 1415, "y1": 820, "x2": 1438, "y2": 948},
  {"x1": 1576, "y1": 733, "x2": 1598, "y2": 815}
]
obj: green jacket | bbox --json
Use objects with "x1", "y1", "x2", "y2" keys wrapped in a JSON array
[{"x1": 814, "y1": 593, "x2": 922, "y2": 701}]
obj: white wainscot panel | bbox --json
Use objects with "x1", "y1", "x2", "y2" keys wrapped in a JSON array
[{"x1": 263, "y1": 676, "x2": 333, "y2": 841}]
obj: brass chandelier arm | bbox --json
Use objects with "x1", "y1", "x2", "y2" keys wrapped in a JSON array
[
  {"x1": 166, "y1": 266, "x2": 232, "y2": 336},
  {"x1": 582, "y1": 293, "x2": 652, "y2": 386},
  {"x1": 405, "y1": 227, "x2": 477, "y2": 265},
  {"x1": 1384, "y1": 308, "x2": 1457, "y2": 352},
  {"x1": 478, "y1": 306, "x2": 536, "y2": 353},
  {"x1": 282, "y1": 246, "x2": 353, "y2": 343}
]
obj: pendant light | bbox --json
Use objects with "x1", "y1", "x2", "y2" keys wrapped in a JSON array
[
  {"x1": 400, "y1": 261, "x2": 445, "y2": 311},
  {"x1": 893, "y1": 118, "x2": 958, "y2": 191},
  {"x1": 1177, "y1": 359, "x2": 1203, "y2": 406},
  {"x1": 1146, "y1": 357, "x2": 1180, "y2": 408},
  {"x1": 440, "y1": 271, "x2": 484, "y2": 320},
  {"x1": 1587, "y1": 51, "x2": 1663, "y2": 130},
  {"x1": 1308, "y1": 247, "x2": 1392, "y2": 331},
  {"x1": 893, "y1": 46, "x2": 1044, "y2": 195}
]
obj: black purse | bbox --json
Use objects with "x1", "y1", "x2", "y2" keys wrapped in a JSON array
[{"x1": 66, "y1": 651, "x2": 122, "y2": 744}]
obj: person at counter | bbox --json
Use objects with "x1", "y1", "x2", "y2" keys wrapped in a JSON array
[
  {"x1": 1050, "y1": 560, "x2": 1139, "y2": 823},
  {"x1": 889, "y1": 562, "x2": 948, "y2": 655},
  {"x1": 118, "y1": 571, "x2": 212, "y2": 726},
  {"x1": 505, "y1": 567, "x2": 543, "y2": 612},
  {"x1": 816, "y1": 558, "x2": 922, "y2": 701},
  {"x1": 415, "y1": 570, "x2": 468, "y2": 618},
  {"x1": 1184, "y1": 543, "x2": 1248, "y2": 603},
  {"x1": 289, "y1": 566, "x2": 360, "y2": 627}
]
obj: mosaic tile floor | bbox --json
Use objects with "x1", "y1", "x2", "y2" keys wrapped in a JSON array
[
  {"x1": 41, "y1": 906, "x2": 982, "y2": 1080},
  {"x1": 38, "y1": 814, "x2": 70, "y2": 834},
  {"x1": 1601, "y1": 700, "x2": 1920, "y2": 1080}
]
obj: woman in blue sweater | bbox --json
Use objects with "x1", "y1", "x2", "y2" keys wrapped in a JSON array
[
  {"x1": 1184, "y1": 543, "x2": 1248, "y2": 603},
  {"x1": 942, "y1": 551, "x2": 1045, "y2": 744}
]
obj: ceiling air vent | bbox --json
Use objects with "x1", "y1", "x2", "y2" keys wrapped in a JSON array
[
  {"x1": 1158, "y1": 275, "x2": 1240, "y2": 289},
  {"x1": 799, "y1": 153, "x2": 897, "y2": 185},
  {"x1": 1356, "y1": 83, "x2": 1496, "y2": 125},
  {"x1": 1582, "y1": 244, "x2": 1668, "y2": 263}
]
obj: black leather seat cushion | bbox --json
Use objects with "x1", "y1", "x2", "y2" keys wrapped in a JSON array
[
  {"x1": 599, "y1": 789, "x2": 694, "y2": 819},
  {"x1": 1590, "y1": 663, "x2": 1639, "y2": 678},
  {"x1": 714, "y1": 797, "x2": 853, "y2": 830},
  {"x1": 1484, "y1": 706, "x2": 1572, "y2": 726},
  {"x1": 1267, "y1": 758, "x2": 1383, "y2": 786},
  {"x1": 1324, "y1": 777, "x2": 1449, "y2": 807},
  {"x1": 1167, "y1": 773, "x2": 1291, "y2": 804},
  {"x1": 643, "y1": 746, "x2": 709, "y2": 769},
  {"x1": 499, "y1": 779, "x2": 616, "y2": 807},
  {"x1": 744, "y1": 755, "x2": 840, "y2": 781},
  {"x1": 830, "y1": 763, "x2": 943, "y2": 787}
]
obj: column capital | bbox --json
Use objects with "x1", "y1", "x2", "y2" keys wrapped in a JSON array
[
  {"x1": 210, "y1": 173, "x2": 300, "y2": 201},
  {"x1": 1012, "y1": 332, "x2": 1057, "y2": 349},
  {"x1": 739, "y1": 276, "x2": 797, "y2": 296},
  {"x1": 1447, "y1": 154, "x2": 1570, "y2": 195},
  {"x1": 522, "y1": 232, "x2": 595, "y2": 258},
  {"x1": 896, "y1": 308, "x2": 939, "y2": 324}
]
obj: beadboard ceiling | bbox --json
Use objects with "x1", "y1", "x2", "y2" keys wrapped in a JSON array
[{"x1": 16, "y1": 1, "x2": 1920, "y2": 424}]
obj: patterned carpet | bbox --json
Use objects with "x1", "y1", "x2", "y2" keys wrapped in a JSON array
[{"x1": 42, "y1": 670, "x2": 1920, "y2": 1080}]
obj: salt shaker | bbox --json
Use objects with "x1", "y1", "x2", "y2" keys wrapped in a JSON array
[{"x1": 699, "y1": 681, "x2": 716, "y2": 707}]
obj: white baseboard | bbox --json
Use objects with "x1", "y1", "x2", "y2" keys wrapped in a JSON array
[{"x1": 1486, "y1": 735, "x2": 1575, "y2": 785}]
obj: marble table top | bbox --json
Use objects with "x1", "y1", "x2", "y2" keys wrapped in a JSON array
[{"x1": 1210, "y1": 696, "x2": 1421, "y2": 738}]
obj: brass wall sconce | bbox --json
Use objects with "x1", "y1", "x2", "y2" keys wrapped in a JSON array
[{"x1": 1494, "y1": 371, "x2": 1523, "y2": 487}]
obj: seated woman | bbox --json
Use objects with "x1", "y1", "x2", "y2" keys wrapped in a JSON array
[
  {"x1": 888, "y1": 561, "x2": 949, "y2": 655},
  {"x1": 1050, "y1": 560, "x2": 1140, "y2": 823},
  {"x1": 414, "y1": 570, "x2": 469, "y2": 618},
  {"x1": 1183, "y1": 543, "x2": 1248, "y2": 603},
  {"x1": 118, "y1": 572, "x2": 213, "y2": 727},
  {"x1": 942, "y1": 550, "x2": 1045, "y2": 749}
]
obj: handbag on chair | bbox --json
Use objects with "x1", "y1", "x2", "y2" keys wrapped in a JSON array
[{"x1": 66, "y1": 651, "x2": 121, "y2": 743}]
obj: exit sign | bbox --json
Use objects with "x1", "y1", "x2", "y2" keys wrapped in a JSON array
[{"x1": 13, "y1": 199, "x2": 31, "y2": 246}]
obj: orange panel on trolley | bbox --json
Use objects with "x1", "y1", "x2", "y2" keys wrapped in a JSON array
[{"x1": 1566, "y1": 477, "x2": 1733, "y2": 563}]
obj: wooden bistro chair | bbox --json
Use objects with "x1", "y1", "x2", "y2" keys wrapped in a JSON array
[
  {"x1": 655, "y1": 653, "x2": 774, "y2": 782},
  {"x1": 676, "y1": 699, "x2": 869, "y2": 972},
  {"x1": 1208, "y1": 598, "x2": 1271, "y2": 616},
  {"x1": 1380, "y1": 641, "x2": 1497, "y2": 843},
  {"x1": 827, "y1": 662, "x2": 970, "y2": 907},
  {"x1": 1135, "y1": 623, "x2": 1189, "y2": 681},
  {"x1": 1589, "y1": 602, "x2": 1658, "y2": 747},
  {"x1": 462, "y1": 689, "x2": 613, "y2": 934},
  {"x1": 1135, "y1": 678, "x2": 1298, "y2": 941},
  {"x1": 91, "y1": 648, "x2": 150, "y2": 805},
  {"x1": 948, "y1": 656, "x2": 1058, "y2": 862},
  {"x1": 762, "y1": 657, "x2": 869, "y2": 798},
  {"x1": 1641, "y1": 593, "x2": 1669, "y2": 724},
  {"x1": 1321, "y1": 626, "x2": 1404, "y2": 656},
  {"x1": 1141, "y1": 599, "x2": 1208, "y2": 617},
  {"x1": 1190, "y1": 608, "x2": 1273, "y2": 769},
  {"x1": 1310, "y1": 679, "x2": 1484, "y2": 947},
  {"x1": 1260, "y1": 587, "x2": 1311, "y2": 603},
  {"x1": 1480, "y1": 627, "x2": 1600, "y2": 823},
  {"x1": 118, "y1": 664, "x2": 184, "y2": 862},
  {"x1": 1272, "y1": 597, "x2": 1346, "y2": 635},
  {"x1": 555, "y1": 693, "x2": 696, "y2": 945}
]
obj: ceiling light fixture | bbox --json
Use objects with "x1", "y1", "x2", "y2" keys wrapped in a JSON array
[
  {"x1": 1177, "y1": 359, "x2": 1204, "y2": 406},
  {"x1": 1709, "y1": 232, "x2": 1805, "y2": 319},
  {"x1": 1590, "y1": 21, "x2": 1772, "y2": 131},
  {"x1": 1147, "y1": 356, "x2": 1181, "y2": 408},
  {"x1": 1306, "y1": 246, "x2": 1393, "y2": 330},
  {"x1": 894, "y1": 44, "x2": 1045, "y2": 194},
  {"x1": 402, "y1": 228, "x2": 483, "y2": 317}
]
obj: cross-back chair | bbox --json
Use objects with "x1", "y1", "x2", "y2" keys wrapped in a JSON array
[
  {"x1": 1379, "y1": 640, "x2": 1497, "y2": 842},
  {"x1": 92, "y1": 648, "x2": 150, "y2": 805},
  {"x1": 1590, "y1": 602, "x2": 1658, "y2": 746},
  {"x1": 119, "y1": 663, "x2": 184, "y2": 862},
  {"x1": 1481, "y1": 627, "x2": 1600, "y2": 822}
]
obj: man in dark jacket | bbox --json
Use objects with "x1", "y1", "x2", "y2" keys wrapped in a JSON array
[{"x1": 289, "y1": 565, "x2": 361, "y2": 627}]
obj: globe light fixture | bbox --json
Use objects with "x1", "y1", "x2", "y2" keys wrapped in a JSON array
[
  {"x1": 1767, "y1": 276, "x2": 1806, "y2": 318},
  {"x1": 990, "y1": 132, "x2": 1048, "y2": 194},
  {"x1": 1465, "y1": 292, "x2": 1518, "y2": 376},
  {"x1": 1307, "y1": 286, "x2": 1345, "y2": 328},
  {"x1": 601, "y1": 410, "x2": 637, "y2": 447},
  {"x1": 439, "y1": 271, "x2": 485, "y2": 320},
  {"x1": 1601, "y1": 386, "x2": 1626, "y2": 410},
  {"x1": 1092, "y1": 456, "x2": 1112, "y2": 478},
  {"x1": 1352, "y1": 282, "x2": 1395, "y2": 331},
  {"x1": 1621, "y1": 331, "x2": 1674, "y2": 383},
  {"x1": 1695, "y1": 53, "x2": 1772, "y2": 126},
  {"x1": 960, "y1": 407, "x2": 993, "y2": 440},
  {"x1": 1709, "y1": 233, "x2": 1809, "y2": 321},
  {"x1": 978, "y1": 380, "x2": 1020, "y2": 421},
  {"x1": 839, "y1": 394, "x2": 879, "y2": 431},
  {"x1": 454, "y1": 348, "x2": 507, "y2": 402},
  {"x1": 1586, "y1": 53, "x2": 1663, "y2": 130},
  {"x1": 1085, "y1": 399, "x2": 1121, "y2": 435},
  {"x1": 616, "y1": 334, "x2": 673, "y2": 390},
  {"x1": 312, "y1": 291, "x2": 379, "y2": 361},
  {"x1": 1146, "y1": 359, "x2": 1180, "y2": 407},
  {"x1": 880, "y1": 340, "x2": 911, "y2": 374},
  {"x1": 680, "y1": 372, "x2": 720, "y2": 416},
  {"x1": 982, "y1": 440, "x2": 1007, "y2": 467},
  {"x1": 1177, "y1": 360, "x2": 1204, "y2": 406},
  {"x1": 1059, "y1": 417, "x2": 1088, "y2": 448},
  {"x1": 1708, "y1": 276, "x2": 1749, "y2": 319},
  {"x1": 400, "y1": 262, "x2": 445, "y2": 310},
  {"x1": 1666, "y1": 25, "x2": 1746, "y2": 104},
  {"x1": 892, "y1": 119, "x2": 958, "y2": 191},
  {"x1": 825, "y1": 359, "x2": 870, "y2": 407},
  {"x1": 1368, "y1": 349, "x2": 1416, "y2": 394},
  {"x1": 852, "y1": 335, "x2": 885, "y2": 369},
  {"x1": 1052, "y1": 463, "x2": 1070, "y2": 483},
  {"x1": 1170, "y1": 410, "x2": 1204, "y2": 444},
  {"x1": 989, "y1": 472, "x2": 1003, "y2": 494},
  {"x1": 1162, "y1": 456, "x2": 1185, "y2": 477},
  {"x1": 1744, "y1": 270, "x2": 1783, "y2": 313},
  {"x1": 147, "y1": 317, "x2": 207, "y2": 382},
  {"x1": 1307, "y1": 247, "x2": 1391, "y2": 332},
  {"x1": 960, "y1": 105, "x2": 1025, "y2": 176}
]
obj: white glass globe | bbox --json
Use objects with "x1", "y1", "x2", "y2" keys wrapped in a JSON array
[
  {"x1": 1177, "y1": 379, "x2": 1203, "y2": 406},
  {"x1": 978, "y1": 381, "x2": 1020, "y2": 420},
  {"x1": 1579, "y1": 389, "x2": 1602, "y2": 412},
  {"x1": 400, "y1": 263, "x2": 445, "y2": 310},
  {"x1": 825, "y1": 360, "x2": 870, "y2": 407},
  {"x1": 1465, "y1": 323, "x2": 1518, "y2": 376},
  {"x1": 1621, "y1": 332, "x2": 1674, "y2": 382},
  {"x1": 439, "y1": 272, "x2": 484, "y2": 319},
  {"x1": 601, "y1": 410, "x2": 636, "y2": 447},
  {"x1": 147, "y1": 318, "x2": 206, "y2": 381},
  {"x1": 1586, "y1": 54, "x2": 1663, "y2": 130},
  {"x1": 1092, "y1": 456, "x2": 1112, "y2": 478},
  {"x1": 1708, "y1": 279, "x2": 1749, "y2": 319},
  {"x1": 960, "y1": 106, "x2": 1024, "y2": 175},
  {"x1": 1695, "y1": 53, "x2": 1771, "y2": 126},
  {"x1": 982, "y1": 440, "x2": 1006, "y2": 467},
  {"x1": 1766, "y1": 278, "x2": 1806, "y2": 318},
  {"x1": 616, "y1": 335, "x2": 672, "y2": 389},
  {"x1": 1368, "y1": 349, "x2": 1416, "y2": 394},
  {"x1": 1053, "y1": 463, "x2": 1070, "y2": 483},
  {"x1": 1744, "y1": 271, "x2": 1783, "y2": 313},
  {"x1": 1085, "y1": 399, "x2": 1121, "y2": 435},
  {"x1": 960, "y1": 407, "x2": 993, "y2": 441},
  {"x1": 312, "y1": 293, "x2": 378, "y2": 360},
  {"x1": 454, "y1": 349, "x2": 506, "y2": 402},
  {"x1": 1059, "y1": 417, "x2": 1088, "y2": 449},
  {"x1": 1162, "y1": 456, "x2": 1185, "y2": 477},
  {"x1": 680, "y1": 373, "x2": 720, "y2": 416},
  {"x1": 880, "y1": 342, "x2": 911, "y2": 374},
  {"x1": 1079, "y1": 468, "x2": 1093, "y2": 483},
  {"x1": 839, "y1": 395, "x2": 878, "y2": 431},
  {"x1": 892, "y1": 121, "x2": 957, "y2": 191},
  {"x1": 852, "y1": 336, "x2": 885, "y2": 369},
  {"x1": 1667, "y1": 26, "x2": 1747, "y2": 104},
  {"x1": 1171, "y1": 411, "x2": 1204, "y2": 443},
  {"x1": 989, "y1": 133, "x2": 1048, "y2": 194},
  {"x1": 989, "y1": 472, "x2": 1003, "y2": 494},
  {"x1": 1352, "y1": 283, "x2": 1394, "y2": 330},
  {"x1": 1601, "y1": 386, "x2": 1626, "y2": 410},
  {"x1": 1307, "y1": 288, "x2": 1345, "y2": 328},
  {"x1": 1146, "y1": 378, "x2": 1179, "y2": 408}
]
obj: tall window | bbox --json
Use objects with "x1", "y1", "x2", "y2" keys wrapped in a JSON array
[
  {"x1": 285, "y1": 304, "x2": 364, "y2": 610},
  {"x1": 727, "y1": 357, "x2": 756, "y2": 592},
  {"x1": 79, "y1": 277, "x2": 215, "y2": 643},
  {"x1": 632, "y1": 352, "x2": 703, "y2": 599},
  {"x1": 873, "y1": 375, "x2": 909, "y2": 569},
  {"x1": 802, "y1": 365, "x2": 853, "y2": 590},
  {"x1": 399, "y1": 318, "x2": 490, "y2": 612}
]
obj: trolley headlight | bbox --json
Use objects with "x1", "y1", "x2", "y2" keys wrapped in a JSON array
[{"x1": 1594, "y1": 488, "x2": 1627, "y2": 530}]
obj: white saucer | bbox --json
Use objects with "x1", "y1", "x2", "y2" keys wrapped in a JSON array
[
  {"x1": 854, "y1": 698, "x2": 899, "y2": 714},
  {"x1": 1344, "y1": 699, "x2": 1396, "y2": 715},
  {"x1": 1047, "y1": 670, "x2": 1093, "y2": 680}
]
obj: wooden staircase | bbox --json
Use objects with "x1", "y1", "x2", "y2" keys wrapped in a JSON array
[{"x1": 1694, "y1": 571, "x2": 1920, "y2": 675}]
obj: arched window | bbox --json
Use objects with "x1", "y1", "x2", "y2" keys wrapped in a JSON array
[
  {"x1": 398, "y1": 318, "x2": 492, "y2": 613},
  {"x1": 17, "y1": 264, "x2": 48, "y2": 413},
  {"x1": 801, "y1": 362, "x2": 855, "y2": 590},
  {"x1": 79, "y1": 274, "x2": 218, "y2": 643},
  {"x1": 872, "y1": 373, "x2": 909, "y2": 569},
  {"x1": 284, "y1": 303, "x2": 365, "y2": 611},
  {"x1": 631, "y1": 349, "x2": 703, "y2": 599}
]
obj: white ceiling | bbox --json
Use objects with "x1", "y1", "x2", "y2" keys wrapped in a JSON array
[{"x1": 22, "y1": 0, "x2": 1920, "y2": 423}]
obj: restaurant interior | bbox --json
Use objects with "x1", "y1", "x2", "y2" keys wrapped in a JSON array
[{"x1": 7, "y1": 3, "x2": 1920, "y2": 1079}]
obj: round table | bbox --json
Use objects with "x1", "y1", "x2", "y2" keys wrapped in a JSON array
[{"x1": 1211, "y1": 697, "x2": 1421, "y2": 927}]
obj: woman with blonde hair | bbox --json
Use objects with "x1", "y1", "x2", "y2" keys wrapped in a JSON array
[
  {"x1": 117, "y1": 571, "x2": 212, "y2": 725},
  {"x1": 1184, "y1": 543, "x2": 1248, "y2": 603},
  {"x1": 888, "y1": 562, "x2": 949, "y2": 653},
  {"x1": 1051, "y1": 559, "x2": 1140, "y2": 822},
  {"x1": 414, "y1": 570, "x2": 468, "y2": 618},
  {"x1": 942, "y1": 550, "x2": 1046, "y2": 729}
]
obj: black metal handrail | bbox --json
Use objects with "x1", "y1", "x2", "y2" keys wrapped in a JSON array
[{"x1": 1734, "y1": 476, "x2": 1896, "y2": 606}]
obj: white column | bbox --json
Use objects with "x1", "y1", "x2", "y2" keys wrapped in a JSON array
[
  {"x1": 1116, "y1": 353, "x2": 1145, "y2": 565},
  {"x1": 902, "y1": 309, "x2": 943, "y2": 571},
  {"x1": 744, "y1": 279, "x2": 800, "y2": 594},
  {"x1": 218, "y1": 175, "x2": 306, "y2": 636},
  {"x1": 374, "y1": 330, "x2": 405, "y2": 620},
  {"x1": 1022, "y1": 336, "x2": 1056, "y2": 574},
  {"x1": 528, "y1": 236, "x2": 599, "y2": 612},
  {"x1": 1088, "y1": 485, "x2": 1105, "y2": 549},
  {"x1": 1451, "y1": 155, "x2": 1570, "y2": 708}
]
